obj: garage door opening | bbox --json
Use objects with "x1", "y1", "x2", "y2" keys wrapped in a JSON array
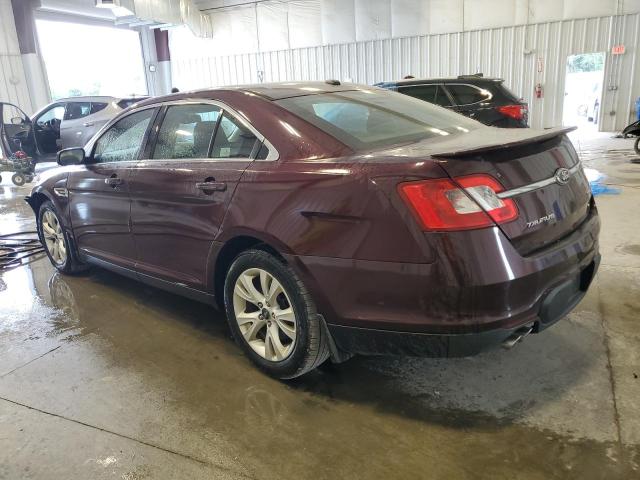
[
  {"x1": 562, "y1": 52, "x2": 605, "y2": 133},
  {"x1": 36, "y1": 20, "x2": 147, "y2": 101}
]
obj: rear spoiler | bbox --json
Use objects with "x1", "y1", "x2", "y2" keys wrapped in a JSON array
[{"x1": 431, "y1": 126, "x2": 576, "y2": 158}]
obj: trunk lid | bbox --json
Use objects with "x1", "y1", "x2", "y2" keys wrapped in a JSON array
[
  {"x1": 362, "y1": 126, "x2": 592, "y2": 256},
  {"x1": 430, "y1": 128, "x2": 592, "y2": 255}
]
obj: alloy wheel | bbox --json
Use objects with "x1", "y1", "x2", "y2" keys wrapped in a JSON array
[
  {"x1": 42, "y1": 210, "x2": 67, "y2": 265},
  {"x1": 232, "y1": 268, "x2": 297, "y2": 362}
]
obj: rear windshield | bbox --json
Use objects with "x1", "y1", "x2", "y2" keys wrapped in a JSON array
[
  {"x1": 489, "y1": 82, "x2": 522, "y2": 103},
  {"x1": 275, "y1": 89, "x2": 480, "y2": 150}
]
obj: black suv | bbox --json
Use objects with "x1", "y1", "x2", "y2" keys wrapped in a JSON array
[{"x1": 375, "y1": 74, "x2": 528, "y2": 128}]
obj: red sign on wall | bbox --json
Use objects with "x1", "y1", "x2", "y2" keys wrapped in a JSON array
[{"x1": 611, "y1": 45, "x2": 626, "y2": 55}]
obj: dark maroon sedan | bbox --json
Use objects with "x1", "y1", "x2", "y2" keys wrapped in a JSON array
[{"x1": 27, "y1": 81, "x2": 600, "y2": 379}]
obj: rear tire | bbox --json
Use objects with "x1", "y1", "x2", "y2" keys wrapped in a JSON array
[
  {"x1": 37, "y1": 201, "x2": 88, "y2": 274},
  {"x1": 224, "y1": 249, "x2": 329, "y2": 379},
  {"x1": 12, "y1": 173, "x2": 25, "y2": 186},
  {"x1": 634, "y1": 136, "x2": 640, "y2": 156}
]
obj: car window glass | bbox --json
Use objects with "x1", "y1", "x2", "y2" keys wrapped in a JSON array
[
  {"x1": 93, "y1": 109, "x2": 154, "y2": 163},
  {"x1": 64, "y1": 102, "x2": 91, "y2": 120},
  {"x1": 153, "y1": 104, "x2": 221, "y2": 159},
  {"x1": 446, "y1": 84, "x2": 491, "y2": 105},
  {"x1": 399, "y1": 85, "x2": 437, "y2": 102},
  {"x1": 276, "y1": 89, "x2": 480, "y2": 151},
  {"x1": 2, "y1": 104, "x2": 28, "y2": 124},
  {"x1": 211, "y1": 112, "x2": 258, "y2": 159},
  {"x1": 399, "y1": 85, "x2": 452, "y2": 107},
  {"x1": 90, "y1": 102, "x2": 108, "y2": 114},
  {"x1": 36, "y1": 105, "x2": 65, "y2": 126}
]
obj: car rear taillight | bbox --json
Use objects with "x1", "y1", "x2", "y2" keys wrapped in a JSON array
[
  {"x1": 496, "y1": 104, "x2": 527, "y2": 121},
  {"x1": 398, "y1": 174, "x2": 518, "y2": 231}
]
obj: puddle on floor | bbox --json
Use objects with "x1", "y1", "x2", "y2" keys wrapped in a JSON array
[{"x1": 584, "y1": 167, "x2": 621, "y2": 196}]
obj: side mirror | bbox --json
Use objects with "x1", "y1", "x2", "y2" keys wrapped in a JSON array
[
  {"x1": 58, "y1": 147, "x2": 85, "y2": 166},
  {"x1": 11, "y1": 116, "x2": 25, "y2": 125}
]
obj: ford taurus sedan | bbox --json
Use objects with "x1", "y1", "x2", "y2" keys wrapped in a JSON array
[{"x1": 26, "y1": 82, "x2": 600, "y2": 379}]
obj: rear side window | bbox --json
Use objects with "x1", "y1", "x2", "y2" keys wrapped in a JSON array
[
  {"x1": 399, "y1": 85, "x2": 452, "y2": 107},
  {"x1": 276, "y1": 89, "x2": 479, "y2": 150},
  {"x1": 93, "y1": 109, "x2": 154, "y2": 163},
  {"x1": 90, "y1": 102, "x2": 108, "y2": 114},
  {"x1": 445, "y1": 84, "x2": 491, "y2": 105},
  {"x1": 210, "y1": 113, "x2": 258, "y2": 159},
  {"x1": 64, "y1": 102, "x2": 91, "y2": 120},
  {"x1": 153, "y1": 104, "x2": 221, "y2": 159}
]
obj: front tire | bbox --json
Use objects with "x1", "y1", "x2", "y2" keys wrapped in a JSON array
[
  {"x1": 634, "y1": 136, "x2": 640, "y2": 156},
  {"x1": 224, "y1": 249, "x2": 329, "y2": 379},
  {"x1": 37, "y1": 201, "x2": 87, "y2": 274}
]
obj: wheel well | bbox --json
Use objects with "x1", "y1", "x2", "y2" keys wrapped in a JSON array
[
  {"x1": 214, "y1": 236, "x2": 286, "y2": 309},
  {"x1": 26, "y1": 192, "x2": 48, "y2": 216}
]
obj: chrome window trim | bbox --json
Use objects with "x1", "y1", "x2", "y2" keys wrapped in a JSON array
[
  {"x1": 441, "y1": 83, "x2": 493, "y2": 106},
  {"x1": 497, "y1": 163, "x2": 582, "y2": 199},
  {"x1": 86, "y1": 99, "x2": 279, "y2": 164}
]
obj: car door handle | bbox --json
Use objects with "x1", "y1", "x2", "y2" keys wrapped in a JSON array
[
  {"x1": 83, "y1": 122, "x2": 94, "y2": 127},
  {"x1": 196, "y1": 180, "x2": 227, "y2": 192},
  {"x1": 105, "y1": 177, "x2": 123, "y2": 187}
]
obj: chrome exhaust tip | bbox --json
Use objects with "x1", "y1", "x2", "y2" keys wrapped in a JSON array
[{"x1": 502, "y1": 325, "x2": 534, "y2": 349}]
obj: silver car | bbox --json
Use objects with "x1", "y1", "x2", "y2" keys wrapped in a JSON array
[{"x1": 0, "y1": 96, "x2": 148, "y2": 163}]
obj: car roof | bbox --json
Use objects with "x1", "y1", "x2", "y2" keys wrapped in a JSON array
[
  {"x1": 136, "y1": 81, "x2": 366, "y2": 106},
  {"x1": 376, "y1": 76, "x2": 504, "y2": 87},
  {"x1": 54, "y1": 95, "x2": 149, "y2": 102}
]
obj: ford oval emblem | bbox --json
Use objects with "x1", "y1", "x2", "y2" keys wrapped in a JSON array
[{"x1": 554, "y1": 167, "x2": 571, "y2": 185}]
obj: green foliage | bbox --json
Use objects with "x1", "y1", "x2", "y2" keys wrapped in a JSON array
[{"x1": 567, "y1": 53, "x2": 604, "y2": 73}]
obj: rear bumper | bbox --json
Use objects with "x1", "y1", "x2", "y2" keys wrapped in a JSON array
[
  {"x1": 287, "y1": 206, "x2": 600, "y2": 356},
  {"x1": 326, "y1": 253, "x2": 599, "y2": 356}
]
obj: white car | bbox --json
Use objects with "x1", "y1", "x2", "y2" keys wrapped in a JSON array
[{"x1": 1, "y1": 96, "x2": 147, "y2": 163}]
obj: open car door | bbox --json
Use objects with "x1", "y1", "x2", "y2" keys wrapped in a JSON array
[{"x1": 0, "y1": 102, "x2": 37, "y2": 160}]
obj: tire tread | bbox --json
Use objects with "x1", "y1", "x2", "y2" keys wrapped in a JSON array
[{"x1": 225, "y1": 249, "x2": 329, "y2": 379}]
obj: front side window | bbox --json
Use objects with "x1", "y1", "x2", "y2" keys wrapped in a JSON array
[
  {"x1": 211, "y1": 113, "x2": 258, "y2": 159},
  {"x1": 93, "y1": 108, "x2": 154, "y2": 163},
  {"x1": 446, "y1": 84, "x2": 491, "y2": 105},
  {"x1": 64, "y1": 102, "x2": 91, "y2": 120},
  {"x1": 36, "y1": 105, "x2": 65, "y2": 127},
  {"x1": 276, "y1": 89, "x2": 479, "y2": 151},
  {"x1": 153, "y1": 104, "x2": 221, "y2": 159}
]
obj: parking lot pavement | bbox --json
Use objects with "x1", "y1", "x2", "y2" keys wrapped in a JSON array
[{"x1": 0, "y1": 138, "x2": 639, "y2": 479}]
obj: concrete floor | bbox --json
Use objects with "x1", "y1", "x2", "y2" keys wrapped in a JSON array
[{"x1": 0, "y1": 133, "x2": 639, "y2": 479}]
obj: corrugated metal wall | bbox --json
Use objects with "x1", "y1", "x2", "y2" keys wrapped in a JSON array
[
  {"x1": 0, "y1": 0, "x2": 33, "y2": 113},
  {"x1": 171, "y1": 13, "x2": 640, "y2": 131}
]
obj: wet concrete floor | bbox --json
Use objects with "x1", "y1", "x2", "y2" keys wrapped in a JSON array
[{"x1": 0, "y1": 136, "x2": 639, "y2": 479}]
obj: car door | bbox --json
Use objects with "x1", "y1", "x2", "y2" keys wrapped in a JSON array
[
  {"x1": 60, "y1": 101, "x2": 92, "y2": 149},
  {"x1": 67, "y1": 107, "x2": 157, "y2": 269},
  {"x1": 0, "y1": 102, "x2": 37, "y2": 159},
  {"x1": 33, "y1": 103, "x2": 66, "y2": 161},
  {"x1": 441, "y1": 83, "x2": 493, "y2": 121},
  {"x1": 128, "y1": 101, "x2": 262, "y2": 290}
]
